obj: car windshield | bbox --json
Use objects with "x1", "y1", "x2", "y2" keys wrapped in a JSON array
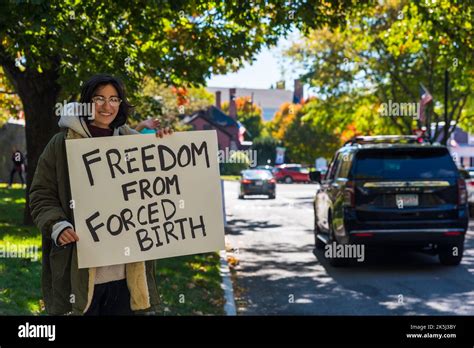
[
  {"x1": 242, "y1": 170, "x2": 273, "y2": 179},
  {"x1": 353, "y1": 148, "x2": 458, "y2": 180}
]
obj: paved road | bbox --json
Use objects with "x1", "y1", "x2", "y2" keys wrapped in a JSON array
[{"x1": 223, "y1": 180, "x2": 474, "y2": 315}]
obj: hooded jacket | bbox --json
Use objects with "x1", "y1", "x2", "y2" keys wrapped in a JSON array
[{"x1": 29, "y1": 103, "x2": 160, "y2": 315}]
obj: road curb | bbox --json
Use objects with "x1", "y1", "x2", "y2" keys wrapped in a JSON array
[{"x1": 219, "y1": 250, "x2": 237, "y2": 316}]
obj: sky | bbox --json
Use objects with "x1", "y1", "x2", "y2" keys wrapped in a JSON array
[{"x1": 206, "y1": 31, "x2": 304, "y2": 91}]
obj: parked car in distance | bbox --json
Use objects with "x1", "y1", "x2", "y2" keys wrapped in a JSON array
[
  {"x1": 459, "y1": 167, "x2": 474, "y2": 217},
  {"x1": 311, "y1": 135, "x2": 469, "y2": 267},
  {"x1": 274, "y1": 164, "x2": 310, "y2": 183},
  {"x1": 239, "y1": 169, "x2": 276, "y2": 199}
]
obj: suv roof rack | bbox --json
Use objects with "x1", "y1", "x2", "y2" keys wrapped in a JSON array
[{"x1": 343, "y1": 135, "x2": 428, "y2": 146}]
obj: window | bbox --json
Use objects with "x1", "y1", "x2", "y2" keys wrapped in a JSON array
[
  {"x1": 242, "y1": 170, "x2": 273, "y2": 180},
  {"x1": 326, "y1": 153, "x2": 341, "y2": 181},
  {"x1": 353, "y1": 148, "x2": 458, "y2": 180},
  {"x1": 336, "y1": 152, "x2": 352, "y2": 179}
]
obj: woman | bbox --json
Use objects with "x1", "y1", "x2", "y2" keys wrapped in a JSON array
[{"x1": 29, "y1": 74, "x2": 172, "y2": 315}]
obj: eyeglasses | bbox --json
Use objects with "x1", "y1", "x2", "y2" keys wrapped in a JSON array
[{"x1": 91, "y1": 96, "x2": 122, "y2": 107}]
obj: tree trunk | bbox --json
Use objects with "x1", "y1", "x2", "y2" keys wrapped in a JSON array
[{"x1": 1, "y1": 59, "x2": 61, "y2": 225}]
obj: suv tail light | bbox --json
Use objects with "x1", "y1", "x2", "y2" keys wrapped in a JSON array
[
  {"x1": 458, "y1": 178, "x2": 467, "y2": 205},
  {"x1": 268, "y1": 178, "x2": 276, "y2": 184},
  {"x1": 241, "y1": 179, "x2": 251, "y2": 184},
  {"x1": 344, "y1": 181, "x2": 355, "y2": 207},
  {"x1": 444, "y1": 231, "x2": 462, "y2": 236}
]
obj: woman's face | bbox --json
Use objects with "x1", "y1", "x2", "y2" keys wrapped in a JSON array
[{"x1": 91, "y1": 84, "x2": 120, "y2": 129}]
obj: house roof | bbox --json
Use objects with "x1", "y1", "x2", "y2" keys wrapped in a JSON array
[
  {"x1": 182, "y1": 106, "x2": 238, "y2": 128},
  {"x1": 181, "y1": 106, "x2": 237, "y2": 139}
]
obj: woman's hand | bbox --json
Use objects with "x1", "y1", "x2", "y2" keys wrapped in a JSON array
[
  {"x1": 135, "y1": 119, "x2": 160, "y2": 132},
  {"x1": 58, "y1": 228, "x2": 79, "y2": 245},
  {"x1": 156, "y1": 127, "x2": 173, "y2": 138}
]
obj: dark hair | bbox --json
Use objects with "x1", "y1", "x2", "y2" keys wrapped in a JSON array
[{"x1": 79, "y1": 74, "x2": 133, "y2": 129}]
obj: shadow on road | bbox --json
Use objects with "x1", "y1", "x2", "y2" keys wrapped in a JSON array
[
  {"x1": 232, "y1": 232, "x2": 474, "y2": 315},
  {"x1": 226, "y1": 218, "x2": 283, "y2": 236}
]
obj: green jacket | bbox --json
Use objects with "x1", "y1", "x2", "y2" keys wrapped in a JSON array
[{"x1": 29, "y1": 109, "x2": 160, "y2": 315}]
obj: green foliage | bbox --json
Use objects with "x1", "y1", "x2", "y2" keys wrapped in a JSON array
[
  {"x1": 251, "y1": 135, "x2": 279, "y2": 166},
  {"x1": 285, "y1": 0, "x2": 474, "y2": 143},
  {"x1": 0, "y1": 186, "x2": 43, "y2": 315},
  {"x1": 0, "y1": 0, "x2": 364, "y2": 131},
  {"x1": 220, "y1": 175, "x2": 240, "y2": 181},
  {"x1": 155, "y1": 252, "x2": 224, "y2": 315},
  {"x1": 268, "y1": 100, "x2": 339, "y2": 163},
  {"x1": 285, "y1": 99, "x2": 342, "y2": 163},
  {"x1": 0, "y1": 0, "x2": 361, "y2": 96},
  {"x1": 269, "y1": 95, "x2": 390, "y2": 163},
  {"x1": 0, "y1": 67, "x2": 22, "y2": 126},
  {"x1": 133, "y1": 77, "x2": 213, "y2": 129},
  {"x1": 220, "y1": 152, "x2": 250, "y2": 175}
]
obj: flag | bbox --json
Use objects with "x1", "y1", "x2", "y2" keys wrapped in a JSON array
[
  {"x1": 237, "y1": 121, "x2": 246, "y2": 143},
  {"x1": 419, "y1": 84, "x2": 433, "y2": 122}
]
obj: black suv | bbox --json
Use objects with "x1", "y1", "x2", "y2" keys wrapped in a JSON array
[{"x1": 311, "y1": 136, "x2": 469, "y2": 266}]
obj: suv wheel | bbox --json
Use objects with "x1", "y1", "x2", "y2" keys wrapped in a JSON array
[
  {"x1": 439, "y1": 243, "x2": 464, "y2": 266},
  {"x1": 284, "y1": 176, "x2": 293, "y2": 184}
]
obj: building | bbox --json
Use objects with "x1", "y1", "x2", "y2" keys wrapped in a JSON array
[
  {"x1": 206, "y1": 80, "x2": 303, "y2": 121},
  {"x1": 183, "y1": 81, "x2": 305, "y2": 151},
  {"x1": 181, "y1": 105, "x2": 241, "y2": 151},
  {"x1": 181, "y1": 88, "x2": 246, "y2": 151}
]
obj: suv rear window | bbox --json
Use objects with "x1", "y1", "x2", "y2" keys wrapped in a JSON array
[{"x1": 352, "y1": 148, "x2": 458, "y2": 180}]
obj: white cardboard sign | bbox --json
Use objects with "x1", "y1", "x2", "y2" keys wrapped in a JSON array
[{"x1": 65, "y1": 130, "x2": 225, "y2": 268}]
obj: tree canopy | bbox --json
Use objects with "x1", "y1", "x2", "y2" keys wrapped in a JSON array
[
  {"x1": 0, "y1": 0, "x2": 362, "y2": 223},
  {"x1": 285, "y1": 0, "x2": 474, "y2": 146}
]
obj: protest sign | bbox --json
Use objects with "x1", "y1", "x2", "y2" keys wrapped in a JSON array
[{"x1": 65, "y1": 130, "x2": 225, "y2": 268}]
